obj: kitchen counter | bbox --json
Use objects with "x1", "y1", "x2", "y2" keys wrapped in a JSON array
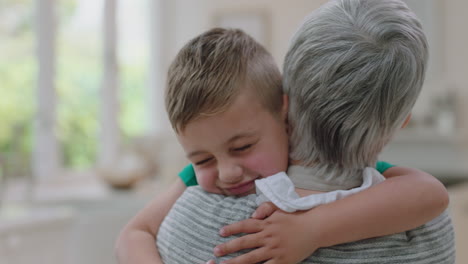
[{"x1": 380, "y1": 130, "x2": 468, "y2": 183}]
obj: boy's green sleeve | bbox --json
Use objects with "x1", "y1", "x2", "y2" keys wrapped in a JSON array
[
  {"x1": 376, "y1": 161, "x2": 395, "y2": 173},
  {"x1": 178, "y1": 164, "x2": 198, "y2": 186},
  {"x1": 178, "y1": 161, "x2": 395, "y2": 187}
]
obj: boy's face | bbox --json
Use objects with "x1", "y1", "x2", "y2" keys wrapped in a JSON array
[{"x1": 177, "y1": 90, "x2": 289, "y2": 196}]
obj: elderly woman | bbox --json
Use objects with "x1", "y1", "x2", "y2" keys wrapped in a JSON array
[{"x1": 156, "y1": 0, "x2": 455, "y2": 263}]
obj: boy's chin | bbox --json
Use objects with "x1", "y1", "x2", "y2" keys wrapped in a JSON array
[{"x1": 235, "y1": 189, "x2": 257, "y2": 197}]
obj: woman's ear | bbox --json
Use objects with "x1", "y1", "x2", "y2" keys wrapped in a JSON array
[{"x1": 401, "y1": 114, "x2": 412, "y2": 128}]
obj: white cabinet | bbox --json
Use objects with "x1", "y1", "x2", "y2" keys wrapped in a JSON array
[{"x1": 380, "y1": 131, "x2": 468, "y2": 181}]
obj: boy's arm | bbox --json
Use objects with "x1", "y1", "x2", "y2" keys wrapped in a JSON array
[
  {"x1": 115, "y1": 178, "x2": 186, "y2": 264},
  {"x1": 310, "y1": 166, "x2": 448, "y2": 246},
  {"x1": 213, "y1": 167, "x2": 449, "y2": 264}
]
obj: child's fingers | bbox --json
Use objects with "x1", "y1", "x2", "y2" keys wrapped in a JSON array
[
  {"x1": 216, "y1": 240, "x2": 269, "y2": 264},
  {"x1": 219, "y1": 218, "x2": 263, "y2": 237},
  {"x1": 252, "y1": 202, "x2": 278, "y2": 219},
  {"x1": 263, "y1": 259, "x2": 281, "y2": 264},
  {"x1": 214, "y1": 233, "x2": 262, "y2": 257}
]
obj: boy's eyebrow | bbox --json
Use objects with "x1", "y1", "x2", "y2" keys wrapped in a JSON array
[
  {"x1": 187, "y1": 150, "x2": 205, "y2": 159},
  {"x1": 226, "y1": 131, "x2": 256, "y2": 144},
  {"x1": 186, "y1": 131, "x2": 257, "y2": 159}
]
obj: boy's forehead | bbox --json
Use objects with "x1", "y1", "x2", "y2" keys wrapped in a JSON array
[
  {"x1": 177, "y1": 87, "x2": 263, "y2": 130},
  {"x1": 176, "y1": 91, "x2": 277, "y2": 147}
]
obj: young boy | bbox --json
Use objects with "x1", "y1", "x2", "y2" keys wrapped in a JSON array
[{"x1": 115, "y1": 3, "x2": 452, "y2": 264}]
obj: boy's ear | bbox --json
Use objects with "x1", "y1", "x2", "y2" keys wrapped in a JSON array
[
  {"x1": 401, "y1": 114, "x2": 412, "y2": 128},
  {"x1": 281, "y1": 94, "x2": 289, "y2": 121}
]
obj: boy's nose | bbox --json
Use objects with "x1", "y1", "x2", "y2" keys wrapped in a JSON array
[{"x1": 218, "y1": 161, "x2": 243, "y2": 184}]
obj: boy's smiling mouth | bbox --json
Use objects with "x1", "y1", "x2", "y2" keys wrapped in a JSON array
[{"x1": 224, "y1": 178, "x2": 259, "y2": 196}]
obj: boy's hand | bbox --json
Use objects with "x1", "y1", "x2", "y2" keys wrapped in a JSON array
[
  {"x1": 213, "y1": 209, "x2": 320, "y2": 264},
  {"x1": 251, "y1": 202, "x2": 278, "y2": 219}
]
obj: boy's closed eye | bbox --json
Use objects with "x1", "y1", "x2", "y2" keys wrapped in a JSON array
[
  {"x1": 195, "y1": 157, "x2": 214, "y2": 166},
  {"x1": 193, "y1": 142, "x2": 257, "y2": 166},
  {"x1": 231, "y1": 144, "x2": 253, "y2": 152}
]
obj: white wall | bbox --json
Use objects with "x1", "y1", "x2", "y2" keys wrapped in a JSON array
[
  {"x1": 445, "y1": 0, "x2": 468, "y2": 138},
  {"x1": 163, "y1": 0, "x2": 327, "y2": 68}
]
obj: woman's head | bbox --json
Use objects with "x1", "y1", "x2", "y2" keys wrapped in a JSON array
[{"x1": 283, "y1": 0, "x2": 428, "y2": 168}]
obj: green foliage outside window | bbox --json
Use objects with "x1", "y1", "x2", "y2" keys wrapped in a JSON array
[
  {"x1": 0, "y1": 0, "x2": 35, "y2": 177},
  {"x1": 0, "y1": 0, "x2": 146, "y2": 176}
]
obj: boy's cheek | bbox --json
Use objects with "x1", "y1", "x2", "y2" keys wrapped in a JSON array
[
  {"x1": 244, "y1": 152, "x2": 288, "y2": 177},
  {"x1": 195, "y1": 170, "x2": 222, "y2": 194}
]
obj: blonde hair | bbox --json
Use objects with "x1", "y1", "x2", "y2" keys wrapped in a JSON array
[{"x1": 165, "y1": 28, "x2": 283, "y2": 133}]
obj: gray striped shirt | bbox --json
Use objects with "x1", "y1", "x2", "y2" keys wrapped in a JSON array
[{"x1": 157, "y1": 186, "x2": 455, "y2": 263}]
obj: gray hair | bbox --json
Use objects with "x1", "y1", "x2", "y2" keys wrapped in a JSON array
[{"x1": 284, "y1": 0, "x2": 428, "y2": 170}]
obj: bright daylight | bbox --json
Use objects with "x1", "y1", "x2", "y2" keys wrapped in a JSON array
[{"x1": 0, "y1": 0, "x2": 467, "y2": 263}]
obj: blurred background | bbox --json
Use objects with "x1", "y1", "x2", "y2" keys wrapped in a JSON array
[{"x1": 0, "y1": 0, "x2": 467, "y2": 263}]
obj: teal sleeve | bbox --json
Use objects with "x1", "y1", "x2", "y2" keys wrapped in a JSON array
[
  {"x1": 178, "y1": 161, "x2": 395, "y2": 187},
  {"x1": 376, "y1": 161, "x2": 395, "y2": 173},
  {"x1": 178, "y1": 164, "x2": 198, "y2": 186}
]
